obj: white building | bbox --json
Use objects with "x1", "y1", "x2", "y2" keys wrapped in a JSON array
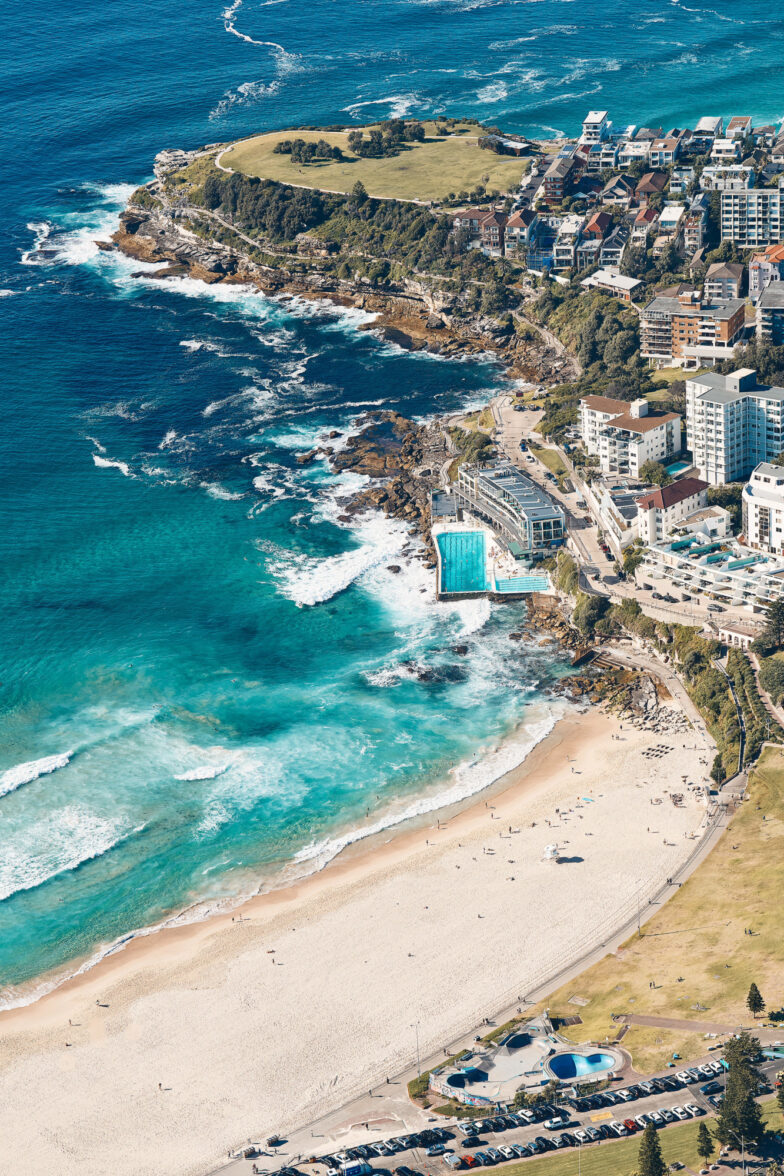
[
  {"x1": 668, "y1": 167, "x2": 695, "y2": 196},
  {"x1": 743, "y1": 462, "x2": 784, "y2": 555},
  {"x1": 580, "y1": 395, "x2": 681, "y2": 477},
  {"x1": 580, "y1": 267, "x2": 641, "y2": 302},
  {"x1": 699, "y1": 165, "x2": 755, "y2": 192},
  {"x1": 641, "y1": 534, "x2": 784, "y2": 608},
  {"x1": 686, "y1": 368, "x2": 784, "y2": 485},
  {"x1": 722, "y1": 185, "x2": 784, "y2": 247},
  {"x1": 552, "y1": 214, "x2": 585, "y2": 269},
  {"x1": 636, "y1": 477, "x2": 709, "y2": 545},
  {"x1": 580, "y1": 110, "x2": 611, "y2": 145},
  {"x1": 617, "y1": 139, "x2": 651, "y2": 167},
  {"x1": 658, "y1": 203, "x2": 686, "y2": 239},
  {"x1": 749, "y1": 244, "x2": 784, "y2": 301},
  {"x1": 711, "y1": 138, "x2": 742, "y2": 163}
]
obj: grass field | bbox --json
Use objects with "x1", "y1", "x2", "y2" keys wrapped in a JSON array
[
  {"x1": 533, "y1": 746, "x2": 784, "y2": 1073},
  {"x1": 218, "y1": 123, "x2": 528, "y2": 202},
  {"x1": 529, "y1": 444, "x2": 568, "y2": 478},
  {"x1": 499, "y1": 1099, "x2": 782, "y2": 1176}
]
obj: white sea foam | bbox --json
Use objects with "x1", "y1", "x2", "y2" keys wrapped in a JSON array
[
  {"x1": 476, "y1": 81, "x2": 508, "y2": 103},
  {"x1": 201, "y1": 482, "x2": 246, "y2": 501},
  {"x1": 0, "y1": 752, "x2": 73, "y2": 800},
  {"x1": 342, "y1": 93, "x2": 422, "y2": 119},
  {"x1": 93, "y1": 454, "x2": 132, "y2": 477},
  {"x1": 85, "y1": 435, "x2": 107, "y2": 454},
  {"x1": 158, "y1": 429, "x2": 178, "y2": 449},
  {"x1": 292, "y1": 702, "x2": 567, "y2": 874},
  {"x1": 0, "y1": 808, "x2": 139, "y2": 904},
  {"x1": 0, "y1": 289, "x2": 17, "y2": 297},
  {"x1": 175, "y1": 763, "x2": 233, "y2": 782}
]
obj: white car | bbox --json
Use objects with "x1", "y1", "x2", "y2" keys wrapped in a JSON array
[
  {"x1": 660, "y1": 1109, "x2": 676, "y2": 1123},
  {"x1": 635, "y1": 1114, "x2": 649, "y2": 1130},
  {"x1": 648, "y1": 1112, "x2": 664, "y2": 1127},
  {"x1": 573, "y1": 1130, "x2": 589, "y2": 1144},
  {"x1": 609, "y1": 1122, "x2": 627, "y2": 1137},
  {"x1": 685, "y1": 1104, "x2": 704, "y2": 1117},
  {"x1": 543, "y1": 1117, "x2": 565, "y2": 1131},
  {"x1": 638, "y1": 1081, "x2": 656, "y2": 1096},
  {"x1": 676, "y1": 1072, "x2": 692, "y2": 1085},
  {"x1": 498, "y1": 1147, "x2": 515, "y2": 1160},
  {"x1": 672, "y1": 1106, "x2": 690, "y2": 1120},
  {"x1": 616, "y1": 1089, "x2": 634, "y2": 1102},
  {"x1": 709, "y1": 1061, "x2": 724, "y2": 1074}
]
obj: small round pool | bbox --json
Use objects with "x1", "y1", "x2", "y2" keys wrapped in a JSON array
[{"x1": 548, "y1": 1051, "x2": 616, "y2": 1080}]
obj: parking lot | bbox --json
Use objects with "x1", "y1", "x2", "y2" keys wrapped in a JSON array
[{"x1": 261, "y1": 1051, "x2": 783, "y2": 1176}]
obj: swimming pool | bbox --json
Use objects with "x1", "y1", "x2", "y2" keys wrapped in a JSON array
[
  {"x1": 437, "y1": 531, "x2": 487, "y2": 594},
  {"x1": 665, "y1": 460, "x2": 693, "y2": 476},
  {"x1": 494, "y1": 575, "x2": 549, "y2": 594},
  {"x1": 547, "y1": 1051, "x2": 617, "y2": 1080}
]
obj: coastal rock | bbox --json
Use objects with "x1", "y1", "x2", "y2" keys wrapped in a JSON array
[
  {"x1": 296, "y1": 449, "x2": 318, "y2": 466},
  {"x1": 387, "y1": 565, "x2": 402, "y2": 574},
  {"x1": 452, "y1": 645, "x2": 469, "y2": 656}
]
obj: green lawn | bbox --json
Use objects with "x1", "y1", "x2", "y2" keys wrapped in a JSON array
[
  {"x1": 532, "y1": 746, "x2": 784, "y2": 1073},
  {"x1": 497, "y1": 1100, "x2": 781, "y2": 1176},
  {"x1": 218, "y1": 125, "x2": 528, "y2": 202},
  {"x1": 529, "y1": 445, "x2": 568, "y2": 477}
]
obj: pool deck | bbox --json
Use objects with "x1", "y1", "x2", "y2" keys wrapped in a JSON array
[{"x1": 433, "y1": 520, "x2": 554, "y2": 601}]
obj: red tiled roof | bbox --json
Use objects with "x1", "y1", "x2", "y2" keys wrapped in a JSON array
[
  {"x1": 606, "y1": 411, "x2": 680, "y2": 434},
  {"x1": 581, "y1": 394, "x2": 630, "y2": 415},
  {"x1": 507, "y1": 209, "x2": 536, "y2": 228},
  {"x1": 636, "y1": 477, "x2": 708, "y2": 511}
]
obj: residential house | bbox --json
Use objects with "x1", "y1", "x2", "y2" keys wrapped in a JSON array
[
  {"x1": 721, "y1": 184, "x2": 784, "y2": 246},
  {"x1": 704, "y1": 261, "x2": 744, "y2": 300},
  {"x1": 580, "y1": 267, "x2": 642, "y2": 302},
  {"x1": 631, "y1": 205, "x2": 659, "y2": 247},
  {"x1": 504, "y1": 208, "x2": 539, "y2": 259},
  {"x1": 478, "y1": 209, "x2": 507, "y2": 255},
  {"x1": 668, "y1": 167, "x2": 695, "y2": 197},
  {"x1": 551, "y1": 213, "x2": 584, "y2": 269},
  {"x1": 685, "y1": 368, "x2": 784, "y2": 484},
  {"x1": 749, "y1": 244, "x2": 784, "y2": 301},
  {"x1": 585, "y1": 141, "x2": 619, "y2": 173},
  {"x1": 743, "y1": 463, "x2": 784, "y2": 555},
  {"x1": 640, "y1": 291, "x2": 746, "y2": 369},
  {"x1": 452, "y1": 209, "x2": 486, "y2": 236},
  {"x1": 636, "y1": 478, "x2": 709, "y2": 545},
  {"x1": 583, "y1": 210, "x2": 612, "y2": 239},
  {"x1": 600, "y1": 225, "x2": 629, "y2": 268},
  {"x1": 726, "y1": 116, "x2": 753, "y2": 140},
  {"x1": 579, "y1": 393, "x2": 631, "y2": 453},
  {"x1": 756, "y1": 283, "x2": 784, "y2": 345},
  {"x1": 692, "y1": 116, "x2": 723, "y2": 153},
  {"x1": 601, "y1": 174, "x2": 636, "y2": 205},
  {"x1": 711, "y1": 138, "x2": 743, "y2": 163},
  {"x1": 617, "y1": 139, "x2": 652, "y2": 168},
  {"x1": 753, "y1": 125, "x2": 778, "y2": 149},
  {"x1": 649, "y1": 137, "x2": 681, "y2": 169},
  {"x1": 576, "y1": 238, "x2": 603, "y2": 270},
  {"x1": 654, "y1": 204, "x2": 686, "y2": 251},
  {"x1": 699, "y1": 164, "x2": 755, "y2": 192},
  {"x1": 635, "y1": 171, "x2": 668, "y2": 203}
]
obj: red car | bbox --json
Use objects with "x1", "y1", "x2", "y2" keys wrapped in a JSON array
[{"x1": 623, "y1": 1119, "x2": 638, "y2": 1133}]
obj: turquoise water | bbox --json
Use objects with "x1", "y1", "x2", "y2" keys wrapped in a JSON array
[
  {"x1": 549, "y1": 1051, "x2": 617, "y2": 1080},
  {"x1": 494, "y1": 576, "x2": 550, "y2": 594},
  {"x1": 437, "y1": 532, "x2": 488, "y2": 594},
  {"x1": 4, "y1": 0, "x2": 784, "y2": 1001},
  {"x1": 665, "y1": 461, "x2": 693, "y2": 476}
]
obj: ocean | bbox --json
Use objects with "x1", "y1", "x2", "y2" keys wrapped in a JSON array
[{"x1": 1, "y1": 0, "x2": 782, "y2": 1000}]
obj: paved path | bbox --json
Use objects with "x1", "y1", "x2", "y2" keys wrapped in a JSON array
[{"x1": 617, "y1": 1013, "x2": 751, "y2": 1034}]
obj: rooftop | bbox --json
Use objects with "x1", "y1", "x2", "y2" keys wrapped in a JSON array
[
  {"x1": 687, "y1": 368, "x2": 784, "y2": 404},
  {"x1": 604, "y1": 410, "x2": 679, "y2": 435},
  {"x1": 637, "y1": 477, "x2": 708, "y2": 511},
  {"x1": 642, "y1": 295, "x2": 744, "y2": 322},
  {"x1": 759, "y1": 284, "x2": 784, "y2": 310},
  {"x1": 581, "y1": 393, "x2": 631, "y2": 415}
]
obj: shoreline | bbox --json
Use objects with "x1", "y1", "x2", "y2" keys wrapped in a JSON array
[
  {"x1": 0, "y1": 690, "x2": 573, "y2": 1016},
  {"x1": 0, "y1": 699, "x2": 712, "y2": 1176}
]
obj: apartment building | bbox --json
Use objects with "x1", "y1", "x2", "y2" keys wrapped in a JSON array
[
  {"x1": 704, "y1": 262, "x2": 744, "y2": 300},
  {"x1": 542, "y1": 151, "x2": 577, "y2": 205},
  {"x1": 711, "y1": 138, "x2": 743, "y2": 163},
  {"x1": 617, "y1": 139, "x2": 651, "y2": 167},
  {"x1": 749, "y1": 244, "x2": 784, "y2": 301},
  {"x1": 640, "y1": 291, "x2": 746, "y2": 369},
  {"x1": 649, "y1": 137, "x2": 681, "y2": 168},
  {"x1": 503, "y1": 208, "x2": 539, "y2": 259},
  {"x1": 685, "y1": 368, "x2": 784, "y2": 484},
  {"x1": 580, "y1": 110, "x2": 611, "y2": 145},
  {"x1": 668, "y1": 167, "x2": 695, "y2": 196},
  {"x1": 636, "y1": 477, "x2": 709, "y2": 545},
  {"x1": 756, "y1": 283, "x2": 784, "y2": 344},
  {"x1": 552, "y1": 214, "x2": 584, "y2": 269},
  {"x1": 721, "y1": 185, "x2": 784, "y2": 247},
  {"x1": 683, "y1": 209, "x2": 708, "y2": 253},
  {"x1": 700, "y1": 165, "x2": 755, "y2": 192},
  {"x1": 743, "y1": 462, "x2": 784, "y2": 555},
  {"x1": 579, "y1": 395, "x2": 680, "y2": 476},
  {"x1": 726, "y1": 116, "x2": 753, "y2": 140}
]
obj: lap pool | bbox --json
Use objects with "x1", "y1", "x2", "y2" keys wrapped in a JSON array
[
  {"x1": 547, "y1": 1051, "x2": 616, "y2": 1080},
  {"x1": 437, "y1": 531, "x2": 487, "y2": 594}
]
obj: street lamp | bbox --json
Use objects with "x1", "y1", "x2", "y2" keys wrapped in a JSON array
[{"x1": 728, "y1": 1129, "x2": 747, "y2": 1175}]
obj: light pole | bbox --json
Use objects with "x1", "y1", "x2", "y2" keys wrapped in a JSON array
[
  {"x1": 728, "y1": 1129, "x2": 747, "y2": 1175},
  {"x1": 413, "y1": 1020, "x2": 421, "y2": 1077}
]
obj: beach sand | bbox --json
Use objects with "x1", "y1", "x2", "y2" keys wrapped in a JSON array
[{"x1": 0, "y1": 705, "x2": 711, "y2": 1176}]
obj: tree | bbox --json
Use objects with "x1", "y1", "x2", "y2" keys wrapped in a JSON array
[
  {"x1": 762, "y1": 600, "x2": 784, "y2": 651},
  {"x1": 710, "y1": 753, "x2": 727, "y2": 786},
  {"x1": 639, "y1": 460, "x2": 673, "y2": 487},
  {"x1": 697, "y1": 1121, "x2": 715, "y2": 1164},
  {"x1": 715, "y1": 1031, "x2": 766, "y2": 1148},
  {"x1": 777, "y1": 1080, "x2": 784, "y2": 1118},
  {"x1": 747, "y1": 982, "x2": 765, "y2": 1018},
  {"x1": 637, "y1": 1121, "x2": 666, "y2": 1176}
]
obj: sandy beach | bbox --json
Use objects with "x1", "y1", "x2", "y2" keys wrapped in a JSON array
[{"x1": 0, "y1": 703, "x2": 711, "y2": 1176}]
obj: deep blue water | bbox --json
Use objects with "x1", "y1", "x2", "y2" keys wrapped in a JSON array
[{"x1": 2, "y1": 0, "x2": 783, "y2": 998}]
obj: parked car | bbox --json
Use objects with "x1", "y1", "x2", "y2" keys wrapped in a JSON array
[
  {"x1": 623, "y1": 1119, "x2": 638, "y2": 1133},
  {"x1": 460, "y1": 1139, "x2": 478, "y2": 1150},
  {"x1": 573, "y1": 1130, "x2": 589, "y2": 1144},
  {"x1": 635, "y1": 1115, "x2": 649, "y2": 1130},
  {"x1": 701, "y1": 1081, "x2": 722, "y2": 1095},
  {"x1": 672, "y1": 1106, "x2": 690, "y2": 1120},
  {"x1": 609, "y1": 1122, "x2": 627, "y2": 1137},
  {"x1": 685, "y1": 1104, "x2": 704, "y2": 1117},
  {"x1": 426, "y1": 1146, "x2": 446, "y2": 1157},
  {"x1": 510, "y1": 1144, "x2": 530, "y2": 1158},
  {"x1": 648, "y1": 1112, "x2": 664, "y2": 1127},
  {"x1": 708, "y1": 1095, "x2": 723, "y2": 1109},
  {"x1": 543, "y1": 1117, "x2": 565, "y2": 1131},
  {"x1": 638, "y1": 1081, "x2": 656, "y2": 1096},
  {"x1": 675, "y1": 1072, "x2": 693, "y2": 1085},
  {"x1": 584, "y1": 1127, "x2": 601, "y2": 1142},
  {"x1": 498, "y1": 1147, "x2": 515, "y2": 1161}
]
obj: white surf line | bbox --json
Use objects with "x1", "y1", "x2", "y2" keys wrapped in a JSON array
[{"x1": 221, "y1": 0, "x2": 288, "y2": 52}]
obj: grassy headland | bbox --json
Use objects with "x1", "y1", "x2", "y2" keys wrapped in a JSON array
[{"x1": 219, "y1": 122, "x2": 529, "y2": 202}]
